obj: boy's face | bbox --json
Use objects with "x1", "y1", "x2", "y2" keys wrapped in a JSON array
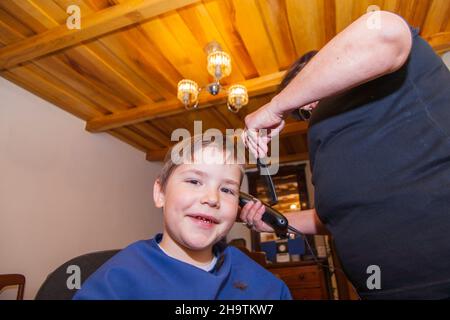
[{"x1": 154, "y1": 146, "x2": 241, "y2": 252}]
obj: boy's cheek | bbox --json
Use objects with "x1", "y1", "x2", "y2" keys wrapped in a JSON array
[
  {"x1": 222, "y1": 204, "x2": 239, "y2": 225},
  {"x1": 222, "y1": 204, "x2": 240, "y2": 223},
  {"x1": 219, "y1": 220, "x2": 236, "y2": 237}
]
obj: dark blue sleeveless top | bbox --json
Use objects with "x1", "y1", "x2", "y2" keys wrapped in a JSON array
[{"x1": 308, "y1": 26, "x2": 450, "y2": 299}]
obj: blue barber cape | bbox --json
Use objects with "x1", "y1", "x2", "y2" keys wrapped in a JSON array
[{"x1": 73, "y1": 234, "x2": 292, "y2": 300}]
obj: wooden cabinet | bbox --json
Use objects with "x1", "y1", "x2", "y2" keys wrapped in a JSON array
[{"x1": 266, "y1": 261, "x2": 331, "y2": 300}]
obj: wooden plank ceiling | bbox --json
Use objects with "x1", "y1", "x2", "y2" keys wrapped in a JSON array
[{"x1": 0, "y1": 0, "x2": 449, "y2": 163}]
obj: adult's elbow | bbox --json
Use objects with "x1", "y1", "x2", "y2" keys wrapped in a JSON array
[{"x1": 375, "y1": 11, "x2": 413, "y2": 72}]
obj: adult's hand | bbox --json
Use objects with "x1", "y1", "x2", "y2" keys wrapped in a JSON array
[
  {"x1": 239, "y1": 199, "x2": 274, "y2": 233},
  {"x1": 242, "y1": 99, "x2": 285, "y2": 159}
]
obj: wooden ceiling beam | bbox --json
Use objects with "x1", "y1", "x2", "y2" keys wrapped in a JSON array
[
  {"x1": 0, "y1": 0, "x2": 199, "y2": 70},
  {"x1": 86, "y1": 71, "x2": 286, "y2": 132},
  {"x1": 145, "y1": 121, "x2": 309, "y2": 162},
  {"x1": 146, "y1": 148, "x2": 171, "y2": 161}
]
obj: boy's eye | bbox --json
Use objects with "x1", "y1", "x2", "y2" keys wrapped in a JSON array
[
  {"x1": 221, "y1": 187, "x2": 236, "y2": 195},
  {"x1": 186, "y1": 179, "x2": 201, "y2": 185}
]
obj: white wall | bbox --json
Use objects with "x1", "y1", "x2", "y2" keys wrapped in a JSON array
[
  {"x1": 0, "y1": 77, "x2": 164, "y2": 299},
  {"x1": 442, "y1": 51, "x2": 450, "y2": 70}
]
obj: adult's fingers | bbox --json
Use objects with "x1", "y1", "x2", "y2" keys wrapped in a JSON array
[
  {"x1": 252, "y1": 205, "x2": 271, "y2": 232},
  {"x1": 245, "y1": 137, "x2": 258, "y2": 159},
  {"x1": 246, "y1": 137, "x2": 268, "y2": 159},
  {"x1": 248, "y1": 202, "x2": 274, "y2": 233},
  {"x1": 246, "y1": 201, "x2": 264, "y2": 226},
  {"x1": 239, "y1": 200, "x2": 257, "y2": 223},
  {"x1": 269, "y1": 120, "x2": 286, "y2": 138},
  {"x1": 241, "y1": 130, "x2": 250, "y2": 149},
  {"x1": 245, "y1": 128, "x2": 259, "y2": 145},
  {"x1": 249, "y1": 202, "x2": 265, "y2": 226}
]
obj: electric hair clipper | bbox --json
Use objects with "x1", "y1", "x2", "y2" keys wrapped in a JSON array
[{"x1": 239, "y1": 192, "x2": 289, "y2": 239}]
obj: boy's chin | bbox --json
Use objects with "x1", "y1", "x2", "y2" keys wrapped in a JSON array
[
  {"x1": 183, "y1": 236, "x2": 216, "y2": 251},
  {"x1": 181, "y1": 232, "x2": 223, "y2": 251}
]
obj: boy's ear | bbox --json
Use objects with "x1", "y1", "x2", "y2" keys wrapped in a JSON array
[{"x1": 153, "y1": 180, "x2": 165, "y2": 208}]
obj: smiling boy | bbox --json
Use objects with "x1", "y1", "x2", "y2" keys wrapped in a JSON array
[{"x1": 73, "y1": 134, "x2": 291, "y2": 300}]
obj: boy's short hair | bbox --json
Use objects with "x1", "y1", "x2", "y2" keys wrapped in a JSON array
[{"x1": 157, "y1": 134, "x2": 246, "y2": 192}]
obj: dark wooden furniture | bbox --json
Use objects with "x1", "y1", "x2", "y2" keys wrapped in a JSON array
[
  {"x1": 0, "y1": 274, "x2": 25, "y2": 300},
  {"x1": 266, "y1": 261, "x2": 331, "y2": 300}
]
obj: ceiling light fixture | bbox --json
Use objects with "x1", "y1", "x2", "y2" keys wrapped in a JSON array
[{"x1": 177, "y1": 41, "x2": 248, "y2": 113}]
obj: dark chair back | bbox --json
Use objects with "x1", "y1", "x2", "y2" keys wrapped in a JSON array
[
  {"x1": 0, "y1": 274, "x2": 25, "y2": 300},
  {"x1": 35, "y1": 249, "x2": 120, "y2": 300}
]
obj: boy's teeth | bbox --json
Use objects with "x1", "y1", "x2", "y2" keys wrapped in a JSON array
[{"x1": 197, "y1": 216, "x2": 212, "y2": 223}]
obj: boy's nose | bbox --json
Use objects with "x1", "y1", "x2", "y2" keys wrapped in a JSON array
[{"x1": 200, "y1": 190, "x2": 220, "y2": 208}]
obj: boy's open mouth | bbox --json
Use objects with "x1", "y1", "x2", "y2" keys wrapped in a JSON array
[{"x1": 187, "y1": 214, "x2": 219, "y2": 224}]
